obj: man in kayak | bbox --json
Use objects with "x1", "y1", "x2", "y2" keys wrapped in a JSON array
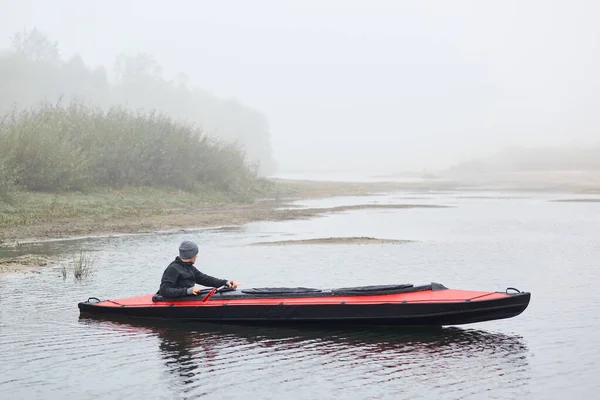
[{"x1": 158, "y1": 240, "x2": 239, "y2": 298}]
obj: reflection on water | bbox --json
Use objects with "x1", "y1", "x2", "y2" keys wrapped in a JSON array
[{"x1": 79, "y1": 316, "x2": 530, "y2": 399}]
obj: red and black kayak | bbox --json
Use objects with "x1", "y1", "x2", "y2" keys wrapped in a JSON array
[{"x1": 78, "y1": 282, "x2": 531, "y2": 326}]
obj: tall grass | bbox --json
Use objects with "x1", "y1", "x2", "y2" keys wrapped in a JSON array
[
  {"x1": 0, "y1": 163, "x2": 18, "y2": 203},
  {"x1": 0, "y1": 101, "x2": 261, "y2": 197},
  {"x1": 72, "y1": 250, "x2": 94, "y2": 280}
]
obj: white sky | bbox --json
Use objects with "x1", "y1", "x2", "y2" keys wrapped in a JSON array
[{"x1": 2, "y1": 0, "x2": 599, "y2": 172}]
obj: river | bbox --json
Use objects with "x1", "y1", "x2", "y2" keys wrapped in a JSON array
[{"x1": 1, "y1": 188, "x2": 599, "y2": 399}]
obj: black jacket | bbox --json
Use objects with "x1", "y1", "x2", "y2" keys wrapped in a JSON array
[{"x1": 158, "y1": 257, "x2": 228, "y2": 298}]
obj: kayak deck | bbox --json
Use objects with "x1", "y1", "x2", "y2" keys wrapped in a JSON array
[{"x1": 93, "y1": 285, "x2": 511, "y2": 307}]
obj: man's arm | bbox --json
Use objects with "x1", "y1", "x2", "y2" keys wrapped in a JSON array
[
  {"x1": 159, "y1": 266, "x2": 191, "y2": 298},
  {"x1": 194, "y1": 268, "x2": 228, "y2": 288}
]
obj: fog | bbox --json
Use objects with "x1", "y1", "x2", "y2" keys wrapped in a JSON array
[{"x1": 2, "y1": 0, "x2": 599, "y2": 175}]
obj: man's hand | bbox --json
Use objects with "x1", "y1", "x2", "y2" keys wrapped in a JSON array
[
  {"x1": 192, "y1": 287, "x2": 201, "y2": 295},
  {"x1": 226, "y1": 280, "x2": 239, "y2": 289}
]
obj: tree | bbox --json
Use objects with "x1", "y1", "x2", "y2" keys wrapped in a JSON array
[
  {"x1": 11, "y1": 28, "x2": 60, "y2": 64},
  {"x1": 113, "y1": 52, "x2": 163, "y2": 83}
]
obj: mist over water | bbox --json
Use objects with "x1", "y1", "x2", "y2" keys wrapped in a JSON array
[{"x1": 2, "y1": 0, "x2": 600, "y2": 175}]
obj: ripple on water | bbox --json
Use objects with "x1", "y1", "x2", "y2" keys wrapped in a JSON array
[
  {"x1": 20, "y1": 318, "x2": 525, "y2": 399},
  {"x1": 1, "y1": 192, "x2": 600, "y2": 399}
]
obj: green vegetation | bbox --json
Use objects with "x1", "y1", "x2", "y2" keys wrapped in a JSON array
[
  {"x1": 0, "y1": 100, "x2": 272, "y2": 231},
  {"x1": 0, "y1": 185, "x2": 274, "y2": 229},
  {"x1": 0, "y1": 28, "x2": 278, "y2": 229},
  {"x1": 56, "y1": 251, "x2": 95, "y2": 280},
  {"x1": 0, "y1": 101, "x2": 262, "y2": 194},
  {"x1": 0, "y1": 163, "x2": 18, "y2": 204},
  {"x1": 72, "y1": 250, "x2": 95, "y2": 280},
  {"x1": 0, "y1": 28, "x2": 276, "y2": 175}
]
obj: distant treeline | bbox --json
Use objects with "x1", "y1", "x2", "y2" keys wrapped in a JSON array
[
  {"x1": 446, "y1": 145, "x2": 600, "y2": 174},
  {"x1": 0, "y1": 28, "x2": 276, "y2": 174},
  {"x1": 0, "y1": 101, "x2": 263, "y2": 199}
]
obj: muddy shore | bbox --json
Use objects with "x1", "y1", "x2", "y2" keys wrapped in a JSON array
[
  {"x1": 0, "y1": 254, "x2": 51, "y2": 273},
  {"x1": 0, "y1": 180, "x2": 450, "y2": 246},
  {"x1": 0, "y1": 203, "x2": 446, "y2": 246},
  {"x1": 0, "y1": 179, "x2": 452, "y2": 272}
]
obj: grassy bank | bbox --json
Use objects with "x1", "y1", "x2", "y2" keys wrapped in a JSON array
[
  {"x1": 0, "y1": 186, "x2": 252, "y2": 229},
  {"x1": 0, "y1": 179, "x2": 430, "y2": 230},
  {"x1": 0, "y1": 179, "x2": 450, "y2": 245},
  {"x1": 0, "y1": 184, "x2": 275, "y2": 245}
]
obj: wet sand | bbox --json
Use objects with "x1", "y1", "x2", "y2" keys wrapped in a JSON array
[
  {"x1": 0, "y1": 187, "x2": 448, "y2": 245},
  {"x1": 0, "y1": 203, "x2": 443, "y2": 246},
  {"x1": 0, "y1": 254, "x2": 50, "y2": 273},
  {"x1": 0, "y1": 179, "x2": 451, "y2": 272}
]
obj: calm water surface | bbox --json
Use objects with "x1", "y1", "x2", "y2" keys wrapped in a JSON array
[{"x1": 1, "y1": 189, "x2": 599, "y2": 399}]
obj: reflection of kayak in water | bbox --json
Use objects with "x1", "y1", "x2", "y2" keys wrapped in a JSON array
[
  {"x1": 77, "y1": 315, "x2": 530, "y2": 395},
  {"x1": 78, "y1": 315, "x2": 530, "y2": 357},
  {"x1": 78, "y1": 282, "x2": 530, "y2": 326}
]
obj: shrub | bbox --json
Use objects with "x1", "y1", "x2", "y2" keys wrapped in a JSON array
[{"x1": 0, "y1": 101, "x2": 258, "y2": 196}]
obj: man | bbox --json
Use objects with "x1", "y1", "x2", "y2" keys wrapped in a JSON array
[{"x1": 158, "y1": 240, "x2": 239, "y2": 298}]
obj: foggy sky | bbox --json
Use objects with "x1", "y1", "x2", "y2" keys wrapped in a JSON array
[{"x1": 2, "y1": 0, "x2": 599, "y2": 173}]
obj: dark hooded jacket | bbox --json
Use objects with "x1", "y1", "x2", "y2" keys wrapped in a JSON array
[{"x1": 158, "y1": 257, "x2": 228, "y2": 298}]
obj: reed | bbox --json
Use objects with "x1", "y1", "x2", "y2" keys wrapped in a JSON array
[
  {"x1": 0, "y1": 100, "x2": 261, "y2": 196},
  {"x1": 72, "y1": 250, "x2": 94, "y2": 280}
]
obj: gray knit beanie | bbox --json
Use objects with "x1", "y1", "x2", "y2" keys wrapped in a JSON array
[{"x1": 179, "y1": 240, "x2": 199, "y2": 259}]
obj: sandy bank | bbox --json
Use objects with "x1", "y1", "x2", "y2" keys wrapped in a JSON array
[{"x1": 0, "y1": 254, "x2": 51, "y2": 273}]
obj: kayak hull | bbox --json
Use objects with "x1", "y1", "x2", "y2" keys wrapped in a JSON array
[{"x1": 78, "y1": 283, "x2": 531, "y2": 326}]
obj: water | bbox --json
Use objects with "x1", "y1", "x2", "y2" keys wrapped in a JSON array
[
  {"x1": 268, "y1": 171, "x2": 438, "y2": 183},
  {"x1": 1, "y1": 189, "x2": 599, "y2": 399}
]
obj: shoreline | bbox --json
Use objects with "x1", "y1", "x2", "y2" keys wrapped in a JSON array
[
  {"x1": 0, "y1": 179, "x2": 444, "y2": 273},
  {"x1": 0, "y1": 200, "x2": 449, "y2": 248},
  {"x1": 2, "y1": 177, "x2": 599, "y2": 247},
  {"x1": 1, "y1": 177, "x2": 599, "y2": 273}
]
